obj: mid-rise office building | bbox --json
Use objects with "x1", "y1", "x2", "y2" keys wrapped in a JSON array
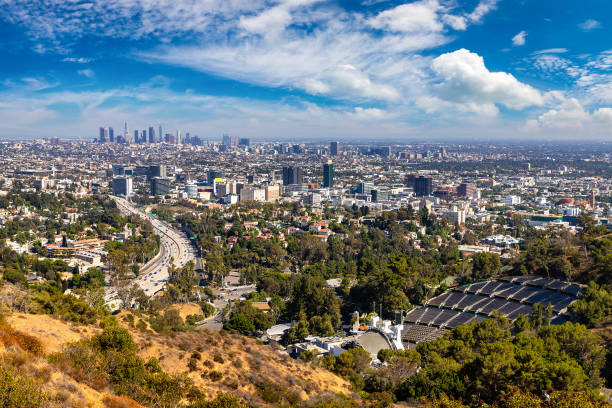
[
  {"x1": 148, "y1": 165, "x2": 167, "y2": 180},
  {"x1": 239, "y1": 138, "x2": 250, "y2": 147},
  {"x1": 150, "y1": 177, "x2": 171, "y2": 196},
  {"x1": 185, "y1": 181, "x2": 198, "y2": 199},
  {"x1": 282, "y1": 166, "x2": 303, "y2": 185},
  {"x1": 457, "y1": 182, "x2": 478, "y2": 198},
  {"x1": 240, "y1": 187, "x2": 266, "y2": 202},
  {"x1": 112, "y1": 176, "x2": 133, "y2": 197},
  {"x1": 357, "y1": 182, "x2": 373, "y2": 194},
  {"x1": 414, "y1": 176, "x2": 433, "y2": 197},
  {"x1": 265, "y1": 185, "x2": 280, "y2": 202}
]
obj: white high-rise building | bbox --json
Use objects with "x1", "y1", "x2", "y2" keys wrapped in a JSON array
[{"x1": 176, "y1": 129, "x2": 181, "y2": 145}]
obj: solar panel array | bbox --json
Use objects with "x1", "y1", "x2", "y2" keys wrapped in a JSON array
[{"x1": 402, "y1": 276, "x2": 581, "y2": 346}]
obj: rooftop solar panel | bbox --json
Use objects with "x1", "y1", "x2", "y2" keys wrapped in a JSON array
[
  {"x1": 479, "y1": 298, "x2": 509, "y2": 315},
  {"x1": 525, "y1": 276, "x2": 552, "y2": 288},
  {"x1": 495, "y1": 284, "x2": 524, "y2": 298},
  {"x1": 464, "y1": 281, "x2": 488, "y2": 293},
  {"x1": 509, "y1": 286, "x2": 541, "y2": 302},
  {"x1": 507, "y1": 304, "x2": 532, "y2": 320},
  {"x1": 404, "y1": 307, "x2": 427, "y2": 323},
  {"x1": 546, "y1": 279, "x2": 569, "y2": 291},
  {"x1": 510, "y1": 275, "x2": 537, "y2": 284},
  {"x1": 479, "y1": 281, "x2": 506, "y2": 295},
  {"x1": 563, "y1": 284, "x2": 582, "y2": 297},
  {"x1": 446, "y1": 312, "x2": 476, "y2": 328},
  {"x1": 461, "y1": 294, "x2": 492, "y2": 312},
  {"x1": 444, "y1": 292, "x2": 468, "y2": 308},
  {"x1": 427, "y1": 292, "x2": 453, "y2": 307}
]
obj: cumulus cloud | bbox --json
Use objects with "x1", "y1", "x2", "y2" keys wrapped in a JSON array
[
  {"x1": 512, "y1": 30, "x2": 527, "y2": 46},
  {"x1": 579, "y1": 19, "x2": 601, "y2": 31},
  {"x1": 430, "y1": 49, "x2": 544, "y2": 111}
]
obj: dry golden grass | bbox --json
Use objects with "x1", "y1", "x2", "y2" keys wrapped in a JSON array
[{"x1": 1, "y1": 311, "x2": 353, "y2": 407}]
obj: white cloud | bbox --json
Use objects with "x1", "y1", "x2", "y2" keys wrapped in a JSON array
[
  {"x1": 302, "y1": 65, "x2": 400, "y2": 101},
  {"x1": 63, "y1": 57, "x2": 93, "y2": 63},
  {"x1": 368, "y1": 0, "x2": 444, "y2": 33},
  {"x1": 431, "y1": 49, "x2": 544, "y2": 111},
  {"x1": 579, "y1": 19, "x2": 601, "y2": 31},
  {"x1": 467, "y1": 0, "x2": 500, "y2": 23},
  {"x1": 77, "y1": 69, "x2": 95, "y2": 78},
  {"x1": 512, "y1": 30, "x2": 527, "y2": 46},
  {"x1": 531, "y1": 48, "x2": 567, "y2": 55}
]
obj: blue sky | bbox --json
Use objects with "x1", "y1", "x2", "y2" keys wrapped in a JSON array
[{"x1": 0, "y1": 0, "x2": 611, "y2": 141}]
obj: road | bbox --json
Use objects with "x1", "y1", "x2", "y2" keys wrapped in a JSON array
[{"x1": 105, "y1": 196, "x2": 197, "y2": 310}]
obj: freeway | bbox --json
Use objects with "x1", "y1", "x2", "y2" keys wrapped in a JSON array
[{"x1": 105, "y1": 196, "x2": 197, "y2": 310}]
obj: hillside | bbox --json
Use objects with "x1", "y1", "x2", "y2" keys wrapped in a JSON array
[{"x1": 1, "y1": 310, "x2": 354, "y2": 407}]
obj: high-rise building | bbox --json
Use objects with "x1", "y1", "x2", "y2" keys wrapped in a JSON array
[
  {"x1": 330, "y1": 141, "x2": 339, "y2": 156},
  {"x1": 150, "y1": 177, "x2": 171, "y2": 196},
  {"x1": 404, "y1": 174, "x2": 417, "y2": 188},
  {"x1": 176, "y1": 129, "x2": 181, "y2": 145},
  {"x1": 140, "y1": 130, "x2": 146, "y2": 144},
  {"x1": 158, "y1": 125, "x2": 162, "y2": 143},
  {"x1": 239, "y1": 138, "x2": 250, "y2": 147},
  {"x1": 148, "y1": 165, "x2": 167, "y2": 180},
  {"x1": 282, "y1": 166, "x2": 303, "y2": 185},
  {"x1": 222, "y1": 133, "x2": 231, "y2": 146},
  {"x1": 134, "y1": 130, "x2": 139, "y2": 144},
  {"x1": 148, "y1": 127, "x2": 155, "y2": 143},
  {"x1": 109, "y1": 127, "x2": 114, "y2": 143},
  {"x1": 112, "y1": 176, "x2": 133, "y2": 197},
  {"x1": 124, "y1": 122, "x2": 130, "y2": 143},
  {"x1": 414, "y1": 176, "x2": 433, "y2": 197},
  {"x1": 323, "y1": 162, "x2": 334, "y2": 188},
  {"x1": 99, "y1": 127, "x2": 107, "y2": 143}
]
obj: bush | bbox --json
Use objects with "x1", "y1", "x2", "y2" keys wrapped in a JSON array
[
  {"x1": 93, "y1": 327, "x2": 136, "y2": 353},
  {"x1": 0, "y1": 364, "x2": 48, "y2": 407},
  {"x1": 208, "y1": 370, "x2": 223, "y2": 382}
]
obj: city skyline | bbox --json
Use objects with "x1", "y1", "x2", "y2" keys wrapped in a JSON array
[{"x1": 0, "y1": 1, "x2": 611, "y2": 141}]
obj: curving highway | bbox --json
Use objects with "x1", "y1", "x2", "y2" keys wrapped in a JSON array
[{"x1": 105, "y1": 196, "x2": 197, "y2": 310}]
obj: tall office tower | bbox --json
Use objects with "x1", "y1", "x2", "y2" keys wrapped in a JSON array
[
  {"x1": 330, "y1": 141, "x2": 339, "y2": 156},
  {"x1": 148, "y1": 127, "x2": 155, "y2": 143},
  {"x1": 282, "y1": 166, "x2": 303, "y2": 185},
  {"x1": 99, "y1": 127, "x2": 106, "y2": 142},
  {"x1": 134, "y1": 130, "x2": 139, "y2": 144},
  {"x1": 109, "y1": 127, "x2": 114, "y2": 142},
  {"x1": 323, "y1": 162, "x2": 334, "y2": 188},
  {"x1": 404, "y1": 174, "x2": 417, "y2": 188},
  {"x1": 140, "y1": 130, "x2": 147, "y2": 144},
  {"x1": 148, "y1": 165, "x2": 167, "y2": 180},
  {"x1": 176, "y1": 129, "x2": 181, "y2": 145},
  {"x1": 239, "y1": 138, "x2": 250, "y2": 147},
  {"x1": 158, "y1": 125, "x2": 162, "y2": 143},
  {"x1": 414, "y1": 176, "x2": 433, "y2": 197},
  {"x1": 124, "y1": 122, "x2": 130, "y2": 143},
  {"x1": 222, "y1": 133, "x2": 231, "y2": 146},
  {"x1": 112, "y1": 176, "x2": 133, "y2": 197}
]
